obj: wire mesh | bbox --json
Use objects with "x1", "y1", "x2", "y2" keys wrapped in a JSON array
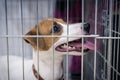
[{"x1": 0, "y1": 0, "x2": 120, "y2": 80}]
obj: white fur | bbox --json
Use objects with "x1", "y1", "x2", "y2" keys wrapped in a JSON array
[
  {"x1": 33, "y1": 50, "x2": 63, "y2": 80},
  {"x1": 0, "y1": 22, "x2": 86, "y2": 80},
  {"x1": 0, "y1": 56, "x2": 35, "y2": 80}
]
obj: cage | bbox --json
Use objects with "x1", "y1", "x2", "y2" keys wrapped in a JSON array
[{"x1": 0, "y1": 0, "x2": 120, "y2": 80}]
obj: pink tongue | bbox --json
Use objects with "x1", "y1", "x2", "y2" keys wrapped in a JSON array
[
  {"x1": 84, "y1": 41, "x2": 94, "y2": 50},
  {"x1": 69, "y1": 41, "x2": 94, "y2": 51}
]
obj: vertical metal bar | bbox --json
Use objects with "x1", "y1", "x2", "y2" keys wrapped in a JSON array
[
  {"x1": 103, "y1": 1, "x2": 107, "y2": 79},
  {"x1": 20, "y1": 0, "x2": 24, "y2": 80},
  {"x1": 51, "y1": 0, "x2": 55, "y2": 79},
  {"x1": 104, "y1": 38, "x2": 107, "y2": 80},
  {"x1": 36, "y1": 0, "x2": 39, "y2": 77},
  {"x1": 104, "y1": 31, "x2": 107, "y2": 80},
  {"x1": 52, "y1": 23, "x2": 55, "y2": 79},
  {"x1": 107, "y1": 0, "x2": 113, "y2": 80},
  {"x1": 81, "y1": 0, "x2": 84, "y2": 80},
  {"x1": 5, "y1": 0, "x2": 10, "y2": 80},
  {"x1": 81, "y1": 37, "x2": 84, "y2": 80},
  {"x1": 113, "y1": 0, "x2": 118, "y2": 80},
  {"x1": 66, "y1": 0, "x2": 69, "y2": 80},
  {"x1": 116, "y1": 1, "x2": 120, "y2": 80},
  {"x1": 104, "y1": 0, "x2": 109, "y2": 79},
  {"x1": 48, "y1": 0, "x2": 50, "y2": 18},
  {"x1": 94, "y1": 0, "x2": 98, "y2": 80},
  {"x1": 52, "y1": 10, "x2": 54, "y2": 80}
]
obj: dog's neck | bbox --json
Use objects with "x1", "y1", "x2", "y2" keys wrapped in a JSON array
[
  {"x1": 32, "y1": 49, "x2": 63, "y2": 80},
  {"x1": 33, "y1": 49, "x2": 63, "y2": 66}
]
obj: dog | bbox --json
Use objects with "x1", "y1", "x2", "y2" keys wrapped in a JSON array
[{"x1": 0, "y1": 18, "x2": 94, "y2": 80}]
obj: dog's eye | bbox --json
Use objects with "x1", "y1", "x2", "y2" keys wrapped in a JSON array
[{"x1": 53, "y1": 25, "x2": 61, "y2": 33}]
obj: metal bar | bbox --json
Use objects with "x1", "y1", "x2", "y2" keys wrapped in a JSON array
[
  {"x1": 5, "y1": 0, "x2": 10, "y2": 80},
  {"x1": 66, "y1": 0, "x2": 69, "y2": 79},
  {"x1": 103, "y1": 0, "x2": 109, "y2": 80},
  {"x1": 107, "y1": 0, "x2": 113, "y2": 79},
  {"x1": 0, "y1": 34, "x2": 99, "y2": 38},
  {"x1": 94, "y1": 0, "x2": 98, "y2": 80},
  {"x1": 97, "y1": 37, "x2": 120, "y2": 39},
  {"x1": 103, "y1": 26, "x2": 106, "y2": 79},
  {"x1": 104, "y1": 39, "x2": 107, "y2": 80},
  {"x1": 1, "y1": 35, "x2": 120, "y2": 39},
  {"x1": 81, "y1": 0, "x2": 84, "y2": 80},
  {"x1": 116, "y1": 2, "x2": 120, "y2": 80},
  {"x1": 0, "y1": 17, "x2": 62, "y2": 20},
  {"x1": 81, "y1": 37, "x2": 84, "y2": 80},
  {"x1": 20, "y1": 0, "x2": 24, "y2": 80},
  {"x1": 47, "y1": 0, "x2": 49, "y2": 17},
  {"x1": 36, "y1": 0, "x2": 39, "y2": 78},
  {"x1": 52, "y1": 16, "x2": 55, "y2": 80},
  {"x1": 112, "y1": 0, "x2": 118, "y2": 79},
  {"x1": 51, "y1": 0, "x2": 55, "y2": 79}
]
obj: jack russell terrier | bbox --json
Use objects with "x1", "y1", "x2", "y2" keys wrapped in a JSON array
[{"x1": 0, "y1": 18, "x2": 94, "y2": 80}]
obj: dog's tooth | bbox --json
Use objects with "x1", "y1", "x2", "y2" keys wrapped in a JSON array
[
  {"x1": 63, "y1": 44, "x2": 67, "y2": 48},
  {"x1": 72, "y1": 47, "x2": 75, "y2": 49},
  {"x1": 61, "y1": 45, "x2": 64, "y2": 48},
  {"x1": 68, "y1": 46, "x2": 71, "y2": 49},
  {"x1": 68, "y1": 46, "x2": 73, "y2": 49}
]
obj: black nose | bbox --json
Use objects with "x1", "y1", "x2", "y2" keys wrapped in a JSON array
[{"x1": 83, "y1": 23, "x2": 90, "y2": 33}]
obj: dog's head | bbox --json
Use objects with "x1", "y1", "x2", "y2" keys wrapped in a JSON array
[{"x1": 24, "y1": 18, "x2": 94, "y2": 55}]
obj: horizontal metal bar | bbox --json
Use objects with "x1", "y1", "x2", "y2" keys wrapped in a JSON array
[
  {"x1": 97, "y1": 37, "x2": 120, "y2": 39},
  {"x1": 1, "y1": 35, "x2": 120, "y2": 40},
  {"x1": 0, "y1": 18, "x2": 52, "y2": 20},
  {"x1": 0, "y1": 34, "x2": 99, "y2": 38},
  {"x1": 1, "y1": 35, "x2": 120, "y2": 39},
  {"x1": 6, "y1": 0, "x2": 47, "y2": 1}
]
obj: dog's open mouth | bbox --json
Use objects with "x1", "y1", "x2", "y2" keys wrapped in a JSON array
[{"x1": 55, "y1": 38, "x2": 94, "y2": 52}]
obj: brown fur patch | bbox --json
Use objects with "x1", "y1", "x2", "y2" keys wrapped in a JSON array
[{"x1": 24, "y1": 18, "x2": 65, "y2": 51}]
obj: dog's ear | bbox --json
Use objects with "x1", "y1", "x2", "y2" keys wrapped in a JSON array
[
  {"x1": 23, "y1": 26, "x2": 37, "y2": 45},
  {"x1": 55, "y1": 18, "x2": 66, "y2": 24},
  {"x1": 23, "y1": 26, "x2": 47, "y2": 50}
]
